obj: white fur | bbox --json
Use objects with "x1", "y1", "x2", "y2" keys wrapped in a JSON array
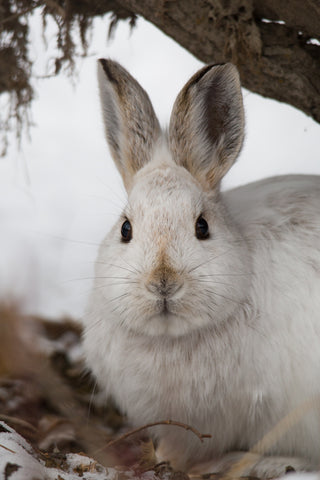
[{"x1": 83, "y1": 60, "x2": 320, "y2": 476}]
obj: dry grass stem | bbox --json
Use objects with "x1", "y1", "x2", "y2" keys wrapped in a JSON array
[
  {"x1": 104, "y1": 419, "x2": 212, "y2": 451},
  {"x1": 0, "y1": 415, "x2": 37, "y2": 433},
  {"x1": 224, "y1": 397, "x2": 320, "y2": 479}
]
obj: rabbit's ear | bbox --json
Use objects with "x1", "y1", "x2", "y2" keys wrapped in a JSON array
[
  {"x1": 169, "y1": 63, "x2": 244, "y2": 191},
  {"x1": 98, "y1": 59, "x2": 161, "y2": 191}
]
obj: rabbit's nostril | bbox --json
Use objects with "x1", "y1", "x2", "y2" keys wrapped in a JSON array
[
  {"x1": 146, "y1": 279, "x2": 183, "y2": 298},
  {"x1": 146, "y1": 280, "x2": 167, "y2": 296}
]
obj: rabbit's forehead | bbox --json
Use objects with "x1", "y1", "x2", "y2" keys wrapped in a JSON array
[{"x1": 129, "y1": 165, "x2": 203, "y2": 215}]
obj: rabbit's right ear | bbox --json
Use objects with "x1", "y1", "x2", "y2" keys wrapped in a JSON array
[
  {"x1": 97, "y1": 59, "x2": 161, "y2": 191},
  {"x1": 169, "y1": 63, "x2": 244, "y2": 191}
]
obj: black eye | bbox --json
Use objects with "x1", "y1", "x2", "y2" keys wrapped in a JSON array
[
  {"x1": 121, "y1": 220, "x2": 132, "y2": 242},
  {"x1": 195, "y1": 215, "x2": 209, "y2": 240}
]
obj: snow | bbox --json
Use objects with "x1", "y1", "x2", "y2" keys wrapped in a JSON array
[
  {"x1": 0, "y1": 421, "x2": 116, "y2": 479},
  {"x1": 283, "y1": 475, "x2": 320, "y2": 480},
  {"x1": 1, "y1": 421, "x2": 319, "y2": 480},
  {"x1": 0, "y1": 421, "x2": 168, "y2": 480}
]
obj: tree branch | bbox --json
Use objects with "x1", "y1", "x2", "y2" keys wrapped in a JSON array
[
  {"x1": 1, "y1": 0, "x2": 319, "y2": 145},
  {"x1": 114, "y1": 0, "x2": 320, "y2": 123}
]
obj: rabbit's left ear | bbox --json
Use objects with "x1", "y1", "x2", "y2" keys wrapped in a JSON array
[
  {"x1": 169, "y1": 63, "x2": 244, "y2": 191},
  {"x1": 98, "y1": 59, "x2": 161, "y2": 191}
]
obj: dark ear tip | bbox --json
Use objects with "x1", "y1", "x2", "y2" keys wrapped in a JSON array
[
  {"x1": 98, "y1": 58, "x2": 117, "y2": 83},
  {"x1": 186, "y1": 63, "x2": 239, "y2": 90},
  {"x1": 207, "y1": 63, "x2": 239, "y2": 77},
  {"x1": 204, "y1": 63, "x2": 241, "y2": 89},
  {"x1": 98, "y1": 58, "x2": 108, "y2": 67}
]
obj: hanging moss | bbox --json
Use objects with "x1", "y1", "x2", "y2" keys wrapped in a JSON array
[{"x1": 0, "y1": 0, "x2": 136, "y2": 155}]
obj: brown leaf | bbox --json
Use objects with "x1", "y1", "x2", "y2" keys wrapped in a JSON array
[{"x1": 4, "y1": 463, "x2": 20, "y2": 479}]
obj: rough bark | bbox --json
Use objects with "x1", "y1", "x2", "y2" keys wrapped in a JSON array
[
  {"x1": 1, "y1": 0, "x2": 320, "y2": 129},
  {"x1": 105, "y1": 0, "x2": 320, "y2": 123}
]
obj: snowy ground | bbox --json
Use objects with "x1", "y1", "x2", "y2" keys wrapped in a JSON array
[
  {"x1": 1, "y1": 10, "x2": 320, "y2": 321},
  {"x1": 1, "y1": 422, "x2": 319, "y2": 480},
  {"x1": 0, "y1": 422, "x2": 116, "y2": 480}
]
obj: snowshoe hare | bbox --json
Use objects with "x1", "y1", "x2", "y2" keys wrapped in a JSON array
[{"x1": 83, "y1": 59, "x2": 320, "y2": 477}]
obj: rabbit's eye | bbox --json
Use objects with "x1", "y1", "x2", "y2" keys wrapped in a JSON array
[
  {"x1": 196, "y1": 216, "x2": 209, "y2": 240},
  {"x1": 121, "y1": 220, "x2": 132, "y2": 242}
]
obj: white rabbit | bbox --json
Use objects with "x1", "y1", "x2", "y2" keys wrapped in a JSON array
[{"x1": 83, "y1": 59, "x2": 320, "y2": 477}]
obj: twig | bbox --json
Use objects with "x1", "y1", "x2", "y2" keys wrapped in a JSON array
[
  {"x1": 0, "y1": 3, "x2": 40, "y2": 25},
  {"x1": 105, "y1": 420, "x2": 212, "y2": 449},
  {"x1": 0, "y1": 415, "x2": 37, "y2": 433},
  {"x1": 44, "y1": 0, "x2": 66, "y2": 18},
  {"x1": 189, "y1": 475, "x2": 220, "y2": 479},
  {"x1": 0, "y1": 444, "x2": 16, "y2": 454}
]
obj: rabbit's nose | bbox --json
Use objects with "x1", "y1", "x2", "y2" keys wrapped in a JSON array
[
  {"x1": 146, "y1": 249, "x2": 184, "y2": 298},
  {"x1": 146, "y1": 277, "x2": 183, "y2": 298}
]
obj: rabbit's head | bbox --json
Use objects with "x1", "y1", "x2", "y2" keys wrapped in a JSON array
[{"x1": 95, "y1": 60, "x2": 249, "y2": 337}]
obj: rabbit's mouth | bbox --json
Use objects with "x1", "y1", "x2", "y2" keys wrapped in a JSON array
[
  {"x1": 156, "y1": 297, "x2": 176, "y2": 317},
  {"x1": 162, "y1": 298, "x2": 169, "y2": 315}
]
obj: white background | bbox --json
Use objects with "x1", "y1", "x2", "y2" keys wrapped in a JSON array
[{"x1": 1, "y1": 11, "x2": 319, "y2": 319}]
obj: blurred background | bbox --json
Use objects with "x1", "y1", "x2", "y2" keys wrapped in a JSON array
[{"x1": 1, "y1": 10, "x2": 320, "y2": 320}]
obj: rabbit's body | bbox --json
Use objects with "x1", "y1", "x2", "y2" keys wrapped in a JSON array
[{"x1": 83, "y1": 60, "x2": 320, "y2": 475}]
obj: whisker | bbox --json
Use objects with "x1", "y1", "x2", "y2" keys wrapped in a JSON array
[
  {"x1": 110, "y1": 301, "x2": 129, "y2": 315},
  {"x1": 83, "y1": 293, "x2": 130, "y2": 334},
  {"x1": 197, "y1": 272, "x2": 253, "y2": 278},
  {"x1": 195, "y1": 289, "x2": 219, "y2": 309},
  {"x1": 86, "y1": 377, "x2": 98, "y2": 422},
  {"x1": 94, "y1": 176, "x2": 127, "y2": 208},
  {"x1": 213, "y1": 291, "x2": 245, "y2": 306},
  {"x1": 66, "y1": 282, "x2": 136, "y2": 301},
  {"x1": 108, "y1": 263, "x2": 139, "y2": 275},
  {"x1": 84, "y1": 316, "x2": 104, "y2": 335},
  {"x1": 61, "y1": 275, "x2": 134, "y2": 283},
  {"x1": 109, "y1": 292, "x2": 130, "y2": 304},
  {"x1": 118, "y1": 256, "x2": 142, "y2": 275},
  {"x1": 197, "y1": 279, "x2": 235, "y2": 288},
  {"x1": 93, "y1": 260, "x2": 141, "y2": 274},
  {"x1": 91, "y1": 281, "x2": 139, "y2": 290},
  {"x1": 187, "y1": 248, "x2": 234, "y2": 274}
]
